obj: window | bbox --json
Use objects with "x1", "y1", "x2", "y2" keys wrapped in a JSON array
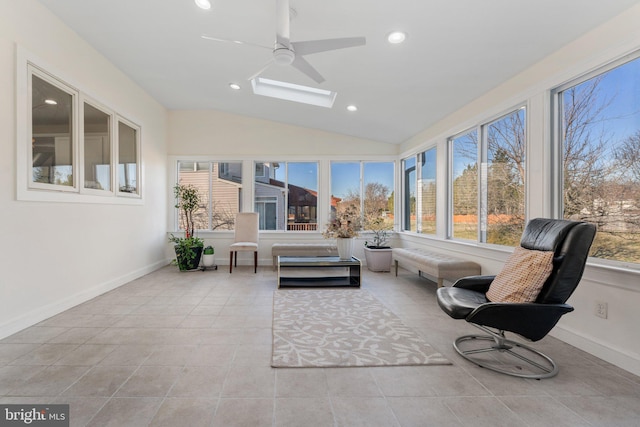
[
  {"x1": 554, "y1": 55, "x2": 640, "y2": 264},
  {"x1": 484, "y1": 109, "x2": 526, "y2": 245},
  {"x1": 448, "y1": 107, "x2": 526, "y2": 245},
  {"x1": 402, "y1": 157, "x2": 416, "y2": 231},
  {"x1": 31, "y1": 72, "x2": 76, "y2": 190},
  {"x1": 117, "y1": 120, "x2": 139, "y2": 195},
  {"x1": 254, "y1": 161, "x2": 318, "y2": 231},
  {"x1": 177, "y1": 161, "x2": 242, "y2": 231},
  {"x1": 331, "y1": 161, "x2": 394, "y2": 229},
  {"x1": 450, "y1": 130, "x2": 478, "y2": 240},
  {"x1": 83, "y1": 102, "x2": 111, "y2": 192},
  {"x1": 402, "y1": 148, "x2": 438, "y2": 235},
  {"x1": 419, "y1": 148, "x2": 437, "y2": 235},
  {"x1": 21, "y1": 61, "x2": 142, "y2": 202}
]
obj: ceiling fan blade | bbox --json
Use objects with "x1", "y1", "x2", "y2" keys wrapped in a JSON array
[
  {"x1": 292, "y1": 37, "x2": 366, "y2": 56},
  {"x1": 248, "y1": 58, "x2": 275, "y2": 81},
  {"x1": 201, "y1": 34, "x2": 271, "y2": 50},
  {"x1": 275, "y1": 0, "x2": 290, "y2": 48},
  {"x1": 291, "y1": 56, "x2": 325, "y2": 84}
]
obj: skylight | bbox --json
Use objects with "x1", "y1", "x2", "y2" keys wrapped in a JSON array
[{"x1": 250, "y1": 77, "x2": 337, "y2": 108}]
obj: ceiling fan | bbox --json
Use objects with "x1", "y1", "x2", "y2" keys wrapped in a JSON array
[{"x1": 202, "y1": 0, "x2": 366, "y2": 83}]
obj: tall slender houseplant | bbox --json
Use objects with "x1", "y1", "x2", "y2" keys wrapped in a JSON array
[{"x1": 169, "y1": 183, "x2": 204, "y2": 271}]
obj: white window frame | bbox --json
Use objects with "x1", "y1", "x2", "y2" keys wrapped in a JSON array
[
  {"x1": 116, "y1": 116, "x2": 142, "y2": 198},
  {"x1": 16, "y1": 47, "x2": 142, "y2": 204},
  {"x1": 446, "y1": 104, "x2": 528, "y2": 246},
  {"x1": 551, "y1": 52, "x2": 640, "y2": 269},
  {"x1": 80, "y1": 96, "x2": 116, "y2": 196},
  {"x1": 28, "y1": 66, "x2": 79, "y2": 193}
]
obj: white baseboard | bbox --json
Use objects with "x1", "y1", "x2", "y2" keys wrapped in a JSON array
[
  {"x1": 0, "y1": 259, "x2": 169, "y2": 340},
  {"x1": 550, "y1": 325, "x2": 640, "y2": 377}
]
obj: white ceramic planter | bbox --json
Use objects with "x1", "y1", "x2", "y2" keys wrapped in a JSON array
[
  {"x1": 202, "y1": 254, "x2": 216, "y2": 267},
  {"x1": 336, "y1": 238, "x2": 355, "y2": 260},
  {"x1": 363, "y1": 247, "x2": 392, "y2": 272}
]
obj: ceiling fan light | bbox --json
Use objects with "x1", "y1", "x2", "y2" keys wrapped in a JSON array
[
  {"x1": 273, "y1": 48, "x2": 295, "y2": 66},
  {"x1": 387, "y1": 31, "x2": 407, "y2": 44},
  {"x1": 194, "y1": 0, "x2": 211, "y2": 10}
]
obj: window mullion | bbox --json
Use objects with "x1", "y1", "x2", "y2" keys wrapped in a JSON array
[{"x1": 479, "y1": 124, "x2": 488, "y2": 243}]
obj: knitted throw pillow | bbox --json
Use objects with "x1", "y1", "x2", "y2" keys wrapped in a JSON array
[{"x1": 486, "y1": 247, "x2": 554, "y2": 303}]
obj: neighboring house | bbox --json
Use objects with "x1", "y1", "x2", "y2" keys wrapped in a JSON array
[{"x1": 178, "y1": 162, "x2": 242, "y2": 230}]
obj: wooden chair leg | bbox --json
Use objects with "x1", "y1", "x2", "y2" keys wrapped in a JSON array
[
  {"x1": 254, "y1": 251, "x2": 257, "y2": 273},
  {"x1": 229, "y1": 251, "x2": 234, "y2": 273}
]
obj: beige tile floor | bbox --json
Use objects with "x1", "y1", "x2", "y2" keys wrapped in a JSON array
[{"x1": 1, "y1": 265, "x2": 640, "y2": 426}]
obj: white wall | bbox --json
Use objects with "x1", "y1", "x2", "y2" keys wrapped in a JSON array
[
  {"x1": 0, "y1": 1, "x2": 169, "y2": 338},
  {"x1": 398, "y1": 4, "x2": 640, "y2": 376},
  {"x1": 168, "y1": 110, "x2": 397, "y2": 157}
]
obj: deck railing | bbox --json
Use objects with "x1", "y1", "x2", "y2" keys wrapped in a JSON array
[{"x1": 287, "y1": 223, "x2": 318, "y2": 231}]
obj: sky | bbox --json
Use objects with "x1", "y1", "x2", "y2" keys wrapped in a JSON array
[
  {"x1": 578, "y1": 57, "x2": 640, "y2": 146},
  {"x1": 266, "y1": 161, "x2": 395, "y2": 199}
]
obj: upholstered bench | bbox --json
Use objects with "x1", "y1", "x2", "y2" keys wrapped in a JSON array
[
  {"x1": 271, "y1": 243, "x2": 339, "y2": 268},
  {"x1": 392, "y1": 247, "x2": 481, "y2": 288}
]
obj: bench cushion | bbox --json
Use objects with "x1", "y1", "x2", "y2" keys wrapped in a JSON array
[{"x1": 392, "y1": 247, "x2": 481, "y2": 285}]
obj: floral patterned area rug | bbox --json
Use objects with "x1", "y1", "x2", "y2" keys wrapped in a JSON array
[{"x1": 272, "y1": 289, "x2": 450, "y2": 368}]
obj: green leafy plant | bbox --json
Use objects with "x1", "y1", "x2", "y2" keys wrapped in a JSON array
[
  {"x1": 169, "y1": 234, "x2": 204, "y2": 270},
  {"x1": 204, "y1": 245, "x2": 214, "y2": 255},
  {"x1": 364, "y1": 217, "x2": 392, "y2": 248},
  {"x1": 170, "y1": 183, "x2": 204, "y2": 270}
]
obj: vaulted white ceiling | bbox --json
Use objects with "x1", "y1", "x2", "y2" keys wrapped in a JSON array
[{"x1": 38, "y1": 0, "x2": 639, "y2": 144}]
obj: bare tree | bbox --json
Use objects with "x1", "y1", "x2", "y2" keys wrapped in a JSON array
[
  {"x1": 615, "y1": 130, "x2": 640, "y2": 181},
  {"x1": 561, "y1": 76, "x2": 612, "y2": 222}
]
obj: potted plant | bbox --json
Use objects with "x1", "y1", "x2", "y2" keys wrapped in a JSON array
[
  {"x1": 363, "y1": 216, "x2": 393, "y2": 272},
  {"x1": 169, "y1": 183, "x2": 204, "y2": 271},
  {"x1": 202, "y1": 245, "x2": 215, "y2": 268},
  {"x1": 323, "y1": 204, "x2": 361, "y2": 260}
]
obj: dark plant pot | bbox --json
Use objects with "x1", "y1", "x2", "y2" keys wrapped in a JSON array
[
  {"x1": 364, "y1": 246, "x2": 393, "y2": 272},
  {"x1": 174, "y1": 245, "x2": 203, "y2": 271}
]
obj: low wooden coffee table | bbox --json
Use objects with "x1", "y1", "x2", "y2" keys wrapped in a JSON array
[{"x1": 277, "y1": 256, "x2": 361, "y2": 288}]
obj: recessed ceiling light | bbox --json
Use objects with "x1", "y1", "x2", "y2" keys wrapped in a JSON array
[
  {"x1": 387, "y1": 31, "x2": 407, "y2": 44},
  {"x1": 194, "y1": 0, "x2": 211, "y2": 10},
  {"x1": 44, "y1": 99, "x2": 57, "y2": 105},
  {"x1": 229, "y1": 83, "x2": 241, "y2": 90},
  {"x1": 346, "y1": 105, "x2": 358, "y2": 112}
]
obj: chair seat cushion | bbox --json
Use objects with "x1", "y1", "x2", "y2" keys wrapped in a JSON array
[
  {"x1": 486, "y1": 247, "x2": 554, "y2": 303},
  {"x1": 230, "y1": 242, "x2": 258, "y2": 251},
  {"x1": 436, "y1": 287, "x2": 488, "y2": 319}
]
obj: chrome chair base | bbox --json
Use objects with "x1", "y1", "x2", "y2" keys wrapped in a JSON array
[{"x1": 453, "y1": 326, "x2": 558, "y2": 379}]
